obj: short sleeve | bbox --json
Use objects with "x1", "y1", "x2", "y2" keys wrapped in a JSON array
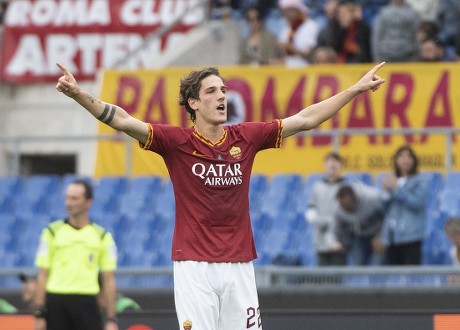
[
  {"x1": 99, "y1": 233, "x2": 117, "y2": 272},
  {"x1": 239, "y1": 120, "x2": 283, "y2": 151},
  {"x1": 35, "y1": 228, "x2": 53, "y2": 269}
]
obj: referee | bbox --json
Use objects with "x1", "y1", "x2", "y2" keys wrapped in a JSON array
[{"x1": 34, "y1": 179, "x2": 118, "y2": 330}]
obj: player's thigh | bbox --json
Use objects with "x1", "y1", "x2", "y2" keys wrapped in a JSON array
[
  {"x1": 218, "y1": 262, "x2": 262, "y2": 330},
  {"x1": 174, "y1": 261, "x2": 220, "y2": 330}
]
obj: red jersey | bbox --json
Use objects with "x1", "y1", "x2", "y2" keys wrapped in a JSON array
[{"x1": 141, "y1": 121, "x2": 283, "y2": 262}]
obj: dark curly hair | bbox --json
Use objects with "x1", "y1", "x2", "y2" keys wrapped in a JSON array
[{"x1": 178, "y1": 67, "x2": 225, "y2": 124}]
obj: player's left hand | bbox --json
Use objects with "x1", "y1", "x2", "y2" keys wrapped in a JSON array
[
  {"x1": 55, "y1": 63, "x2": 80, "y2": 98},
  {"x1": 354, "y1": 62, "x2": 386, "y2": 93}
]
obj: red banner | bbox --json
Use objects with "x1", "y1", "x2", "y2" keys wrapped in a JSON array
[{"x1": 0, "y1": 0, "x2": 204, "y2": 83}]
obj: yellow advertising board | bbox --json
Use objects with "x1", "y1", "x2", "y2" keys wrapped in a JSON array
[{"x1": 95, "y1": 63, "x2": 460, "y2": 177}]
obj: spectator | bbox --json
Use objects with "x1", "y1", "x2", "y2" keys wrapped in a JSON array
[
  {"x1": 317, "y1": 0, "x2": 339, "y2": 32},
  {"x1": 278, "y1": 0, "x2": 320, "y2": 66},
  {"x1": 238, "y1": 6, "x2": 283, "y2": 65},
  {"x1": 406, "y1": 0, "x2": 438, "y2": 22},
  {"x1": 0, "y1": 0, "x2": 8, "y2": 26},
  {"x1": 34, "y1": 179, "x2": 118, "y2": 330},
  {"x1": 311, "y1": 46, "x2": 338, "y2": 63},
  {"x1": 306, "y1": 152, "x2": 347, "y2": 266},
  {"x1": 436, "y1": 0, "x2": 460, "y2": 48},
  {"x1": 416, "y1": 20, "x2": 438, "y2": 44},
  {"x1": 334, "y1": 183, "x2": 385, "y2": 265},
  {"x1": 373, "y1": 145, "x2": 429, "y2": 265},
  {"x1": 419, "y1": 38, "x2": 446, "y2": 62},
  {"x1": 445, "y1": 217, "x2": 460, "y2": 265},
  {"x1": 318, "y1": 0, "x2": 372, "y2": 63},
  {"x1": 18, "y1": 272, "x2": 38, "y2": 312},
  {"x1": 372, "y1": 0, "x2": 420, "y2": 62}
]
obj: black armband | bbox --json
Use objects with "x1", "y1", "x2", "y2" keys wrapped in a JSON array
[
  {"x1": 105, "y1": 316, "x2": 119, "y2": 324},
  {"x1": 34, "y1": 305, "x2": 47, "y2": 318}
]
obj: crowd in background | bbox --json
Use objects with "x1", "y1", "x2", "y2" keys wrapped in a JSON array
[
  {"x1": 1, "y1": 0, "x2": 459, "y2": 66},
  {"x1": 214, "y1": 0, "x2": 460, "y2": 66}
]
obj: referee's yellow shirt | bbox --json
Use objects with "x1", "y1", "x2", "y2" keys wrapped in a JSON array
[{"x1": 35, "y1": 220, "x2": 117, "y2": 295}]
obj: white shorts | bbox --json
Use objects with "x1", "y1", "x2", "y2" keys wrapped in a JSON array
[{"x1": 173, "y1": 261, "x2": 262, "y2": 330}]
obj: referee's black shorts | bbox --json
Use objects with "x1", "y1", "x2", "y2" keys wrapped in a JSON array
[{"x1": 46, "y1": 293, "x2": 103, "y2": 330}]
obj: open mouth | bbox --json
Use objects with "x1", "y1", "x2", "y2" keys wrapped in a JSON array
[{"x1": 217, "y1": 104, "x2": 225, "y2": 111}]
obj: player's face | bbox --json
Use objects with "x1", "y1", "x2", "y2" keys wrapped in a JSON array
[
  {"x1": 195, "y1": 75, "x2": 227, "y2": 125},
  {"x1": 65, "y1": 183, "x2": 91, "y2": 217}
]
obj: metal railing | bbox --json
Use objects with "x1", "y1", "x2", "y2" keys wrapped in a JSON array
[{"x1": 3, "y1": 265, "x2": 460, "y2": 292}]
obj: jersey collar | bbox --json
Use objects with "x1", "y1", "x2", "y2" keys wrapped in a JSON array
[{"x1": 192, "y1": 128, "x2": 227, "y2": 147}]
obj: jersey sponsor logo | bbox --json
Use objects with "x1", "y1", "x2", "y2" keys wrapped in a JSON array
[
  {"x1": 182, "y1": 319, "x2": 192, "y2": 329},
  {"x1": 191, "y1": 163, "x2": 243, "y2": 186},
  {"x1": 230, "y1": 146, "x2": 242, "y2": 159}
]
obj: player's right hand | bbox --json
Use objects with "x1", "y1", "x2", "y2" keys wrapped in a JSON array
[{"x1": 56, "y1": 63, "x2": 79, "y2": 98}]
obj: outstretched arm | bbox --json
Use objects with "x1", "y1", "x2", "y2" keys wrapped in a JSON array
[
  {"x1": 282, "y1": 62, "x2": 386, "y2": 138},
  {"x1": 55, "y1": 63, "x2": 149, "y2": 144}
]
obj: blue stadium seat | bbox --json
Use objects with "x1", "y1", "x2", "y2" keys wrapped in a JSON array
[
  {"x1": 443, "y1": 171, "x2": 460, "y2": 192},
  {"x1": 249, "y1": 174, "x2": 268, "y2": 213},
  {"x1": 23, "y1": 175, "x2": 60, "y2": 197},
  {"x1": 152, "y1": 251, "x2": 173, "y2": 267},
  {"x1": 0, "y1": 194, "x2": 15, "y2": 214},
  {"x1": 117, "y1": 218, "x2": 151, "y2": 254},
  {"x1": 15, "y1": 175, "x2": 61, "y2": 217},
  {"x1": 90, "y1": 176, "x2": 128, "y2": 215},
  {"x1": 250, "y1": 211, "x2": 271, "y2": 236},
  {"x1": 118, "y1": 176, "x2": 163, "y2": 217},
  {"x1": 259, "y1": 174, "x2": 302, "y2": 218},
  {"x1": 438, "y1": 190, "x2": 460, "y2": 217},
  {"x1": 47, "y1": 191, "x2": 67, "y2": 220},
  {"x1": 270, "y1": 212, "x2": 304, "y2": 232},
  {"x1": 290, "y1": 225, "x2": 316, "y2": 266},
  {"x1": 153, "y1": 225, "x2": 174, "y2": 260},
  {"x1": 0, "y1": 176, "x2": 24, "y2": 197},
  {"x1": 423, "y1": 227, "x2": 452, "y2": 265},
  {"x1": 0, "y1": 215, "x2": 16, "y2": 260},
  {"x1": 293, "y1": 173, "x2": 322, "y2": 217},
  {"x1": 154, "y1": 179, "x2": 175, "y2": 222},
  {"x1": 252, "y1": 253, "x2": 272, "y2": 267},
  {"x1": 258, "y1": 228, "x2": 292, "y2": 262}
]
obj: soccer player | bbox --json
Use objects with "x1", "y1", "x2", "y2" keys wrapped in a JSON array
[
  {"x1": 34, "y1": 180, "x2": 118, "y2": 330},
  {"x1": 56, "y1": 62, "x2": 385, "y2": 330}
]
